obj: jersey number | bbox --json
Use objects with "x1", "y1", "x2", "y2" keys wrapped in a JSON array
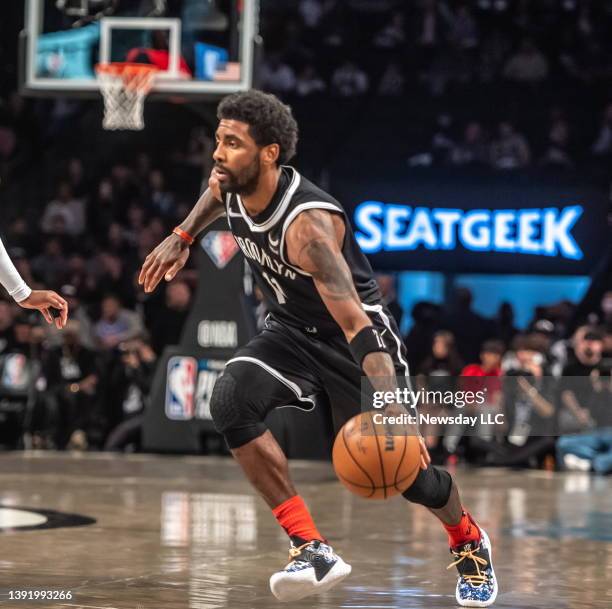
[
  {"x1": 374, "y1": 329, "x2": 386, "y2": 349},
  {"x1": 262, "y1": 272, "x2": 288, "y2": 304}
]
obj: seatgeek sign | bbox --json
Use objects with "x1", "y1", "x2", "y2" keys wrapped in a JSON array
[
  {"x1": 355, "y1": 203, "x2": 583, "y2": 259},
  {"x1": 334, "y1": 170, "x2": 609, "y2": 275}
]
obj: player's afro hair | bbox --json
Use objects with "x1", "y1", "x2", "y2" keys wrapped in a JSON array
[{"x1": 217, "y1": 90, "x2": 299, "y2": 165}]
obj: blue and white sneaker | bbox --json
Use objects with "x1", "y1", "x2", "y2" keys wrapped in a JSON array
[
  {"x1": 448, "y1": 529, "x2": 498, "y2": 607},
  {"x1": 270, "y1": 540, "x2": 352, "y2": 602}
]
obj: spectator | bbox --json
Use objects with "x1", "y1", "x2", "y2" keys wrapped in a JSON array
[
  {"x1": 110, "y1": 164, "x2": 139, "y2": 207},
  {"x1": 417, "y1": 330, "x2": 462, "y2": 460},
  {"x1": 449, "y1": 121, "x2": 488, "y2": 166},
  {"x1": 5, "y1": 217, "x2": 32, "y2": 254},
  {"x1": 461, "y1": 339, "x2": 505, "y2": 379},
  {"x1": 404, "y1": 301, "x2": 442, "y2": 373},
  {"x1": 490, "y1": 121, "x2": 531, "y2": 169},
  {"x1": 493, "y1": 302, "x2": 517, "y2": 348},
  {"x1": 94, "y1": 295, "x2": 144, "y2": 351},
  {"x1": 31, "y1": 238, "x2": 67, "y2": 287},
  {"x1": 442, "y1": 340, "x2": 505, "y2": 459},
  {"x1": 443, "y1": 287, "x2": 494, "y2": 363},
  {"x1": 0, "y1": 313, "x2": 44, "y2": 449},
  {"x1": 106, "y1": 222, "x2": 131, "y2": 256},
  {"x1": 295, "y1": 65, "x2": 327, "y2": 97},
  {"x1": 299, "y1": 0, "x2": 325, "y2": 29},
  {"x1": 503, "y1": 38, "x2": 549, "y2": 83},
  {"x1": 414, "y1": 0, "x2": 448, "y2": 50},
  {"x1": 591, "y1": 102, "x2": 612, "y2": 157},
  {"x1": 419, "y1": 330, "x2": 464, "y2": 376},
  {"x1": 44, "y1": 320, "x2": 99, "y2": 450},
  {"x1": 378, "y1": 62, "x2": 405, "y2": 96},
  {"x1": 0, "y1": 300, "x2": 15, "y2": 354},
  {"x1": 557, "y1": 327, "x2": 612, "y2": 473},
  {"x1": 557, "y1": 327, "x2": 608, "y2": 435},
  {"x1": 429, "y1": 113, "x2": 455, "y2": 165},
  {"x1": 540, "y1": 118, "x2": 574, "y2": 168},
  {"x1": 41, "y1": 181, "x2": 86, "y2": 236},
  {"x1": 89, "y1": 251, "x2": 135, "y2": 306},
  {"x1": 558, "y1": 428, "x2": 612, "y2": 474},
  {"x1": 502, "y1": 333, "x2": 549, "y2": 375},
  {"x1": 63, "y1": 254, "x2": 96, "y2": 302},
  {"x1": 331, "y1": 61, "x2": 369, "y2": 96},
  {"x1": 67, "y1": 157, "x2": 89, "y2": 199},
  {"x1": 373, "y1": 12, "x2": 406, "y2": 49},
  {"x1": 146, "y1": 281, "x2": 192, "y2": 354},
  {"x1": 88, "y1": 178, "x2": 118, "y2": 237},
  {"x1": 448, "y1": 4, "x2": 479, "y2": 50},
  {"x1": 260, "y1": 55, "x2": 297, "y2": 95},
  {"x1": 486, "y1": 336, "x2": 557, "y2": 468},
  {"x1": 104, "y1": 338, "x2": 157, "y2": 451},
  {"x1": 478, "y1": 27, "x2": 512, "y2": 82},
  {"x1": 562, "y1": 327, "x2": 605, "y2": 377},
  {"x1": 148, "y1": 169, "x2": 175, "y2": 218},
  {"x1": 45, "y1": 285, "x2": 96, "y2": 351}
]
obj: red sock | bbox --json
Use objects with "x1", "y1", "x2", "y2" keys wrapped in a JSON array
[
  {"x1": 272, "y1": 495, "x2": 325, "y2": 545},
  {"x1": 443, "y1": 509, "x2": 481, "y2": 548}
]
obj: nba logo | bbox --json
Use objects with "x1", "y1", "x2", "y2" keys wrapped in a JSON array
[
  {"x1": 165, "y1": 356, "x2": 197, "y2": 420},
  {"x1": 201, "y1": 231, "x2": 240, "y2": 269}
]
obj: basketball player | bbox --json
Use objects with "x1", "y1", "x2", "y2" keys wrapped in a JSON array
[
  {"x1": 0, "y1": 237, "x2": 68, "y2": 328},
  {"x1": 139, "y1": 90, "x2": 498, "y2": 607}
]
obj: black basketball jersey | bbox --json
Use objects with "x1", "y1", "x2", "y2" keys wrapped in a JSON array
[{"x1": 224, "y1": 166, "x2": 381, "y2": 335}]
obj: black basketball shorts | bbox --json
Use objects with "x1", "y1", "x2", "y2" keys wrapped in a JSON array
[{"x1": 220, "y1": 304, "x2": 409, "y2": 440}]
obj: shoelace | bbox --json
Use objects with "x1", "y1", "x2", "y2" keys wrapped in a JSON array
[
  {"x1": 447, "y1": 546, "x2": 489, "y2": 586},
  {"x1": 288, "y1": 542, "x2": 311, "y2": 562}
]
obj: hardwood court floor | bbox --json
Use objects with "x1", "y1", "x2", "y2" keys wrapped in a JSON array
[{"x1": 0, "y1": 452, "x2": 610, "y2": 609}]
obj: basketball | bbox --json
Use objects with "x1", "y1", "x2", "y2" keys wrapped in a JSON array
[{"x1": 332, "y1": 412, "x2": 422, "y2": 500}]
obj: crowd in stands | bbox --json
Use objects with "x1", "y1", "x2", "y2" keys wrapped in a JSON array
[
  {"x1": 0, "y1": 150, "x2": 204, "y2": 452},
  {"x1": 0, "y1": 148, "x2": 609, "y2": 473},
  {"x1": 262, "y1": 0, "x2": 612, "y2": 95},
  {"x1": 0, "y1": 1, "x2": 609, "y2": 472},
  {"x1": 261, "y1": 0, "x2": 612, "y2": 173},
  {"x1": 380, "y1": 284, "x2": 612, "y2": 473}
]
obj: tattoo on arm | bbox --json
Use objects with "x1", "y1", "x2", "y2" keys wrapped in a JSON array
[
  {"x1": 362, "y1": 351, "x2": 399, "y2": 391},
  {"x1": 293, "y1": 210, "x2": 360, "y2": 304},
  {"x1": 288, "y1": 209, "x2": 416, "y2": 429},
  {"x1": 301, "y1": 239, "x2": 361, "y2": 303}
]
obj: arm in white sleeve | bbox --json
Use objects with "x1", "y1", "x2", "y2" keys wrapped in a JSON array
[{"x1": 0, "y1": 237, "x2": 31, "y2": 303}]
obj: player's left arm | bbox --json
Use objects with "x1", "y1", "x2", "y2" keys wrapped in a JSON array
[{"x1": 285, "y1": 209, "x2": 430, "y2": 468}]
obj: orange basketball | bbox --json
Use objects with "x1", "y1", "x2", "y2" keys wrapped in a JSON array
[{"x1": 332, "y1": 412, "x2": 421, "y2": 499}]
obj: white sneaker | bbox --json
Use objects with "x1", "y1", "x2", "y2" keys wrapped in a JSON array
[
  {"x1": 269, "y1": 540, "x2": 352, "y2": 602},
  {"x1": 563, "y1": 454, "x2": 592, "y2": 472}
]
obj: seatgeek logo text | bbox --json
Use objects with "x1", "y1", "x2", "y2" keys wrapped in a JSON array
[{"x1": 354, "y1": 202, "x2": 584, "y2": 260}]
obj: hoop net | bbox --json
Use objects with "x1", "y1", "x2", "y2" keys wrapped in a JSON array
[{"x1": 95, "y1": 63, "x2": 159, "y2": 131}]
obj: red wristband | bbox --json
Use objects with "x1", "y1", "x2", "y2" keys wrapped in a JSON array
[{"x1": 173, "y1": 227, "x2": 195, "y2": 246}]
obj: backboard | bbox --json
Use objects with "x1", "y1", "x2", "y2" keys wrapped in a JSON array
[{"x1": 20, "y1": 0, "x2": 259, "y2": 99}]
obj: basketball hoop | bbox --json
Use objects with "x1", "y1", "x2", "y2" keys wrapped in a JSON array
[{"x1": 95, "y1": 62, "x2": 159, "y2": 130}]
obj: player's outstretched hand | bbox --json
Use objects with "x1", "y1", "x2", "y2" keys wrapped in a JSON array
[
  {"x1": 138, "y1": 235, "x2": 190, "y2": 293},
  {"x1": 19, "y1": 290, "x2": 68, "y2": 329}
]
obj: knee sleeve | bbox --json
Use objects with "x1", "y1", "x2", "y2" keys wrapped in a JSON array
[
  {"x1": 402, "y1": 466, "x2": 452, "y2": 509},
  {"x1": 209, "y1": 370, "x2": 267, "y2": 449}
]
